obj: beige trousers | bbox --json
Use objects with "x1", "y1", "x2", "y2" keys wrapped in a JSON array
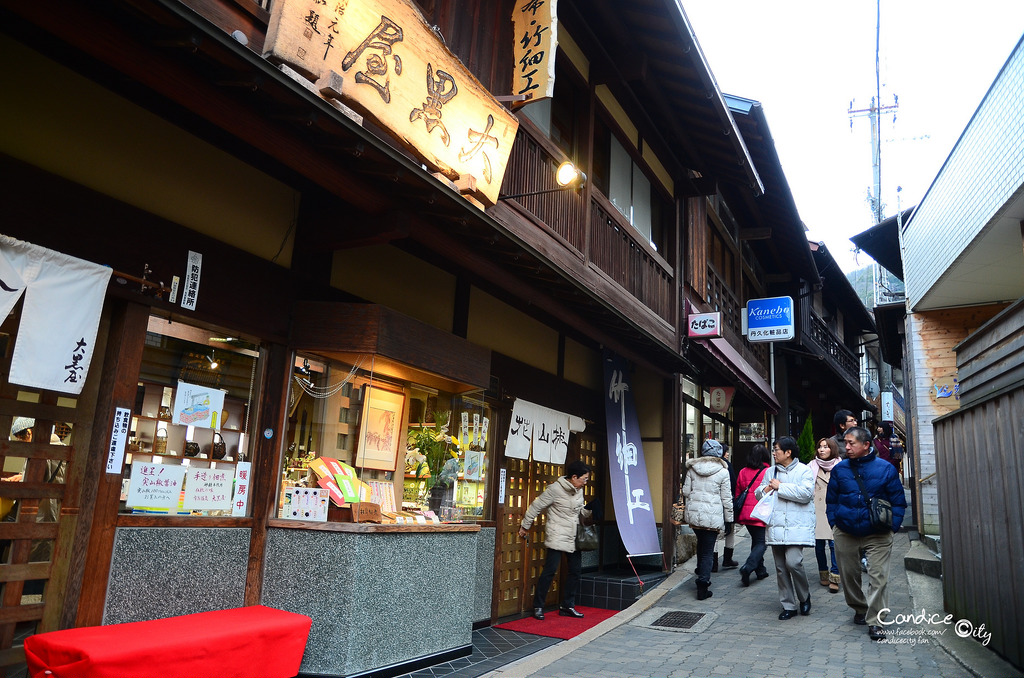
[{"x1": 833, "y1": 526, "x2": 894, "y2": 626}]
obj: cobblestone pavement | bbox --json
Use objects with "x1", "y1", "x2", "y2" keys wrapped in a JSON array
[{"x1": 485, "y1": 531, "x2": 1022, "y2": 678}]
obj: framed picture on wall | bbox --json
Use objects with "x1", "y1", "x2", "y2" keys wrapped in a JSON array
[
  {"x1": 739, "y1": 422, "x2": 766, "y2": 442},
  {"x1": 355, "y1": 385, "x2": 406, "y2": 471}
]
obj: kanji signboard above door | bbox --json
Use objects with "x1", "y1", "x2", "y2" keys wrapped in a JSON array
[{"x1": 265, "y1": 0, "x2": 519, "y2": 206}]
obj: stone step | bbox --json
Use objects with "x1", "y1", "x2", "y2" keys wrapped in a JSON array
[{"x1": 905, "y1": 539, "x2": 942, "y2": 579}]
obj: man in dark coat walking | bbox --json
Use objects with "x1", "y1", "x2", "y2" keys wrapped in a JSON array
[{"x1": 826, "y1": 426, "x2": 906, "y2": 642}]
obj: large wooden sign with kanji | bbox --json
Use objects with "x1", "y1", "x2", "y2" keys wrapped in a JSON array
[{"x1": 265, "y1": 0, "x2": 519, "y2": 206}]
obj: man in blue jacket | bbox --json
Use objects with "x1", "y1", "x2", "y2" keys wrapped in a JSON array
[{"x1": 826, "y1": 426, "x2": 907, "y2": 641}]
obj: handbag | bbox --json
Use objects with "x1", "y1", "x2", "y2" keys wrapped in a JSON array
[
  {"x1": 852, "y1": 466, "x2": 894, "y2": 532},
  {"x1": 184, "y1": 441, "x2": 201, "y2": 457},
  {"x1": 670, "y1": 500, "x2": 686, "y2": 526},
  {"x1": 749, "y1": 490, "x2": 777, "y2": 524},
  {"x1": 733, "y1": 467, "x2": 766, "y2": 516},
  {"x1": 575, "y1": 520, "x2": 599, "y2": 551},
  {"x1": 212, "y1": 432, "x2": 227, "y2": 460}
]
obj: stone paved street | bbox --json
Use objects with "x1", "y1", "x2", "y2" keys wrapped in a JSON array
[{"x1": 486, "y1": 531, "x2": 1022, "y2": 678}]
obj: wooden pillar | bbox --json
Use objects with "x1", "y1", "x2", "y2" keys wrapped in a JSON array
[
  {"x1": 74, "y1": 300, "x2": 149, "y2": 628},
  {"x1": 243, "y1": 343, "x2": 292, "y2": 606}
]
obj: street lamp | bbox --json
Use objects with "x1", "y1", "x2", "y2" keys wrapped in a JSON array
[{"x1": 499, "y1": 161, "x2": 587, "y2": 200}]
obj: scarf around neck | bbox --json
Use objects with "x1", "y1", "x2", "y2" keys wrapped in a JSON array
[{"x1": 813, "y1": 457, "x2": 840, "y2": 473}]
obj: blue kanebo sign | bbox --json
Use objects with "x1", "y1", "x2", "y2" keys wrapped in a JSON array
[{"x1": 744, "y1": 296, "x2": 795, "y2": 342}]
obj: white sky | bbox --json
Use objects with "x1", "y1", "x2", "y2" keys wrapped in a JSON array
[{"x1": 681, "y1": 1, "x2": 1024, "y2": 273}]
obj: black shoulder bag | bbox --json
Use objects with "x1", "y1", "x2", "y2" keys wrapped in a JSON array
[
  {"x1": 733, "y1": 467, "x2": 765, "y2": 517},
  {"x1": 851, "y1": 464, "x2": 893, "y2": 533}
]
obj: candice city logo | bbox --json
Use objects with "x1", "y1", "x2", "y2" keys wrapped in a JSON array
[{"x1": 878, "y1": 608, "x2": 992, "y2": 647}]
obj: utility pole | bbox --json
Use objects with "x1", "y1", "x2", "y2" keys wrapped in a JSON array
[{"x1": 848, "y1": 0, "x2": 898, "y2": 225}]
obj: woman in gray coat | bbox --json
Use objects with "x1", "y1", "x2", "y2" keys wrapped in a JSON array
[
  {"x1": 756, "y1": 436, "x2": 815, "y2": 619},
  {"x1": 519, "y1": 460, "x2": 592, "y2": 620}
]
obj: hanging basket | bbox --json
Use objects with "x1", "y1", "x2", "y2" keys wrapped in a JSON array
[{"x1": 212, "y1": 432, "x2": 227, "y2": 460}]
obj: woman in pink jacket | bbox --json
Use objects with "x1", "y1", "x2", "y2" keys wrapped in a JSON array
[{"x1": 735, "y1": 444, "x2": 771, "y2": 586}]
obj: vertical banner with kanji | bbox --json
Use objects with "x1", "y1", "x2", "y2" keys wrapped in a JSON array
[
  {"x1": 603, "y1": 350, "x2": 661, "y2": 556},
  {"x1": 231, "y1": 461, "x2": 252, "y2": 517},
  {"x1": 512, "y1": 0, "x2": 557, "y2": 102}
]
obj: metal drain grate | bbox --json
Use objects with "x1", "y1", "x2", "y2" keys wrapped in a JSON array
[{"x1": 651, "y1": 611, "x2": 705, "y2": 629}]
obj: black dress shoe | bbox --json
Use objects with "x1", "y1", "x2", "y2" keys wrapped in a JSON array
[
  {"x1": 799, "y1": 598, "x2": 811, "y2": 616},
  {"x1": 756, "y1": 570, "x2": 770, "y2": 580},
  {"x1": 532, "y1": 608, "x2": 544, "y2": 620},
  {"x1": 778, "y1": 609, "x2": 798, "y2": 620},
  {"x1": 739, "y1": 566, "x2": 751, "y2": 587},
  {"x1": 868, "y1": 625, "x2": 885, "y2": 640},
  {"x1": 559, "y1": 606, "x2": 584, "y2": 618},
  {"x1": 853, "y1": 612, "x2": 867, "y2": 625}
]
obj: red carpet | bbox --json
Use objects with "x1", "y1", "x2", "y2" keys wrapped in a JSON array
[{"x1": 493, "y1": 606, "x2": 618, "y2": 639}]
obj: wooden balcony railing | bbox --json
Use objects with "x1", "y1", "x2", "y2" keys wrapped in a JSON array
[
  {"x1": 502, "y1": 125, "x2": 674, "y2": 325},
  {"x1": 706, "y1": 268, "x2": 740, "y2": 334},
  {"x1": 807, "y1": 312, "x2": 860, "y2": 384},
  {"x1": 503, "y1": 130, "x2": 587, "y2": 253},
  {"x1": 704, "y1": 268, "x2": 768, "y2": 372},
  {"x1": 589, "y1": 198, "x2": 673, "y2": 323}
]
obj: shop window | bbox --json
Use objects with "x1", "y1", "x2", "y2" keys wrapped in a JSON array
[
  {"x1": 519, "y1": 60, "x2": 586, "y2": 159},
  {"x1": 709, "y1": 226, "x2": 734, "y2": 287},
  {"x1": 120, "y1": 317, "x2": 263, "y2": 517},
  {"x1": 681, "y1": 382, "x2": 733, "y2": 460},
  {"x1": 279, "y1": 353, "x2": 493, "y2": 523},
  {"x1": 592, "y1": 116, "x2": 672, "y2": 253}
]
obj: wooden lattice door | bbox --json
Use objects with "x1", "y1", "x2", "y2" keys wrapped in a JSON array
[
  {"x1": 0, "y1": 304, "x2": 104, "y2": 669},
  {"x1": 494, "y1": 455, "x2": 529, "y2": 618},
  {"x1": 493, "y1": 424, "x2": 611, "y2": 620},
  {"x1": 494, "y1": 455, "x2": 565, "y2": 618}
]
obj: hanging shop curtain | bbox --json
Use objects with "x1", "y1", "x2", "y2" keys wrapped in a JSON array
[
  {"x1": 504, "y1": 398, "x2": 585, "y2": 463},
  {"x1": 0, "y1": 234, "x2": 111, "y2": 395}
]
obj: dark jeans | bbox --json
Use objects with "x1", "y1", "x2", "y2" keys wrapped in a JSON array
[
  {"x1": 695, "y1": 528, "x2": 718, "y2": 586},
  {"x1": 533, "y1": 547, "x2": 583, "y2": 608},
  {"x1": 815, "y1": 538, "x2": 838, "y2": 574},
  {"x1": 742, "y1": 524, "x2": 769, "y2": 576}
]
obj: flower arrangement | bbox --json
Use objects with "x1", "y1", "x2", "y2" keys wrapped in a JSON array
[{"x1": 406, "y1": 411, "x2": 462, "y2": 490}]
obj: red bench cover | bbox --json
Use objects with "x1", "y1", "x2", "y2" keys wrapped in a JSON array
[{"x1": 24, "y1": 605, "x2": 312, "y2": 678}]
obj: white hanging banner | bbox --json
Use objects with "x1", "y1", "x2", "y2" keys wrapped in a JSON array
[
  {"x1": 181, "y1": 250, "x2": 202, "y2": 311},
  {"x1": 505, "y1": 399, "x2": 534, "y2": 460},
  {"x1": 0, "y1": 235, "x2": 112, "y2": 395},
  {"x1": 505, "y1": 398, "x2": 585, "y2": 464}
]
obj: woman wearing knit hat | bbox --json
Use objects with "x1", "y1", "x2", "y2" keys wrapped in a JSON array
[
  {"x1": 682, "y1": 439, "x2": 734, "y2": 600},
  {"x1": 10, "y1": 417, "x2": 34, "y2": 442}
]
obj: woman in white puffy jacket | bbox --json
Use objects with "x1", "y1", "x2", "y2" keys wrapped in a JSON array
[
  {"x1": 755, "y1": 436, "x2": 815, "y2": 620},
  {"x1": 682, "y1": 439, "x2": 734, "y2": 600}
]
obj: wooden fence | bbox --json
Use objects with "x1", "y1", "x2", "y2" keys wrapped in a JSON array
[{"x1": 933, "y1": 298, "x2": 1024, "y2": 669}]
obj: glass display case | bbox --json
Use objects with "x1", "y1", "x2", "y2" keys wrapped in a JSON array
[
  {"x1": 120, "y1": 316, "x2": 262, "y2": 516},
  {"x1": 280, "y1": 352, "x2": 493, "y2": 522}
]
